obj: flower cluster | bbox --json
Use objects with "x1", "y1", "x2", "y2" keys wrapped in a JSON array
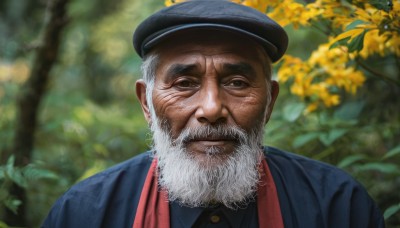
[
  {"x1": 260, "y1": 0, "x2": 399, "y2": 111},
  {"x1": 278, "y1": 44, "x2": 366, "y2": 112}
]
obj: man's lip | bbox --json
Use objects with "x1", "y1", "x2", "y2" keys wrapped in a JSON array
[
  {"x1": 192, "y1": 138, "x2": 232, "y2": 141},
  {"x1": 188, "y1": 137, "x2": 236, "y2": 142},
  {"x1": 188, "y1": 140, "x2": 234, "y2": 146},
  {"x1": 186, "y1": 138, "x2": 237, "y2": 145}
]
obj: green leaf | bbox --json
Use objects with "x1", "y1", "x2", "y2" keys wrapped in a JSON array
[
  {"x1": 6, "y1": 156, "x2": 15, "y2": 174},
  {"x1": 334, "y1": 101, "x2": 365, "y2": 121},
  {"x1": 384, "y1": 203, "x2": 400, "y2": 220},
  {"x1": 358, "y1": 162, "x2": 400, "y2": 174},
  {"x1": 370, "y1": 0, "x2": 393, "y2": 12},
  {"x1": 337, "y1": 154, "x2": 367, "y2": 168},
  {"x1": 283, "y1": 103, "x2": 306, "y2": 122},
  {"x1": 345, "y1": 20, "x2": 365, "y2": 31},
  {"x1": 293, "y1": 133, "x2": 320, "y2": 148},
  {"x1": 348, "y1": 30, "x2": 366, "y2": 52},
  {"x1": 3, "y1": 156, "x2": 27, "y2": 188},
  {"x1": 382, "y1": 145, "x2": 400, "y2": 160},
  {"x1": 3, "y1": 198, "x2": 22, "y2": 215},
  {"x1": 319, "y1": 128, "x2": 348, "y2": 146},
  {"x1": 23, "y1": 166, "x2": 59, "y2": 181},
  {"x1": 329, "y1": 37, "x2": 350, "y2": 49},
  {"x1": 8, "y1": 169, "x2": 27, "y2": 188}
]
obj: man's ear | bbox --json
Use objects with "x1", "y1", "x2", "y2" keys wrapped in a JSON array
[
  {"x1": 264, "y1": 80, "x2": 279, "y2": 124},
  {"x1": 135, "y1": 79, "x2": 151, "y2": 123}
]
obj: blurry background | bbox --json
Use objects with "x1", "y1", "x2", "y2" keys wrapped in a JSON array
[{"x1": 0, "y1": 0, "x2": 399, "y2": 227}]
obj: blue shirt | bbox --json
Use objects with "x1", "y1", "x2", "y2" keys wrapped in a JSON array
[
  {"x1": 42, "y1": 147, "x2": 385, "y2": 228},
  {"x1": 170, "y1": 199, "x2": 258, "y2": 227}
]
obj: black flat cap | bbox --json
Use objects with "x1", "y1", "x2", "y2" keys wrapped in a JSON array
[{"x1": 133, "y1": 0, "x2": 288, "y2": 62}]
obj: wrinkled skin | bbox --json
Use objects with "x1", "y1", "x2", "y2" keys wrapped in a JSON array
[{"x1": 136, "y1": 30, "x2": 279, "y2": 164}]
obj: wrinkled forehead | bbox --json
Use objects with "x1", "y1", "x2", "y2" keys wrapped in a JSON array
[{"x1": 150, "y1": 29, "x2": 271, "y2": 66}]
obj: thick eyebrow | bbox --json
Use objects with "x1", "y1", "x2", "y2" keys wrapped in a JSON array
[
  {"x1": 164, "y1": 63, "x2": 199, "y2": 82},
  {"x1": 221, "y1": 62, "x2": 256, "y2": 78}
]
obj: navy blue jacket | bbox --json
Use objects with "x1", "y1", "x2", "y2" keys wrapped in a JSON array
[{"x1": 42, "y1": 147, "x2": 384, "y2": 227}]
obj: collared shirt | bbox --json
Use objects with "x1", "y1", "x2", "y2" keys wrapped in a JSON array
[{"x1": 170, "y1": 200, "x2": 259, "y2": 228}]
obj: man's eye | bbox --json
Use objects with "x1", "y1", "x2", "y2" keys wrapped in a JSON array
[
  {"x1": 175, "y1": 79, "x2": 197, "y2": 88},
  {"x1": 226, "y1": 80, "x2": 248, "y2": 88}
]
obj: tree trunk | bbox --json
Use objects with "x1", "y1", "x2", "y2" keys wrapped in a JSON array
[{"x1": 6, "y1": 0, "x2": 70, "y2": 225}]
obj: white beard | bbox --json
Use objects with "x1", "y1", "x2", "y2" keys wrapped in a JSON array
[{"x1": 150, "y1": 116, "x2": 265, "y2": 209}]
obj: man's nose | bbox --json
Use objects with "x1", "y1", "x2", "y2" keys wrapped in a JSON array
[{"x1": 195, "y1": 82, "x2": 228, "y2": 124}]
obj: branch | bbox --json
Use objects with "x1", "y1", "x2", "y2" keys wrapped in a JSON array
[
  {"x1": 7, "y1": 0, "x2": 70, "y2": 225},
  {"x1": 356, "y1": 58, "x2": 400, "y2": 87},
  {"x1": 13, "y1": 0, "x2": 69, "y2": 165}
]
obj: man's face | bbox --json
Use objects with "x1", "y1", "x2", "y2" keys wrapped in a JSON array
[
  {"x1": 136, "y1": 30, "x2": 279, "y2": 207},
  {"x1": 138, "y1": 30, "x2": 279, "y2": 165}
]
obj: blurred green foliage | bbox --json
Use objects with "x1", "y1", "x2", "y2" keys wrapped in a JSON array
[{"x1": 0, "y1": 0, "x2": 399, "y2": 227}]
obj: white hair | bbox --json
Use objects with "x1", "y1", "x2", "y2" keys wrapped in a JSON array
[{"x1": 140, "y1": 54, "x2": 158, "y2": 120}]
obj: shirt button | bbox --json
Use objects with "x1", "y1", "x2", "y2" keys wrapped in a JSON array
[{"x1": 210, "y1": 215, "x2": 220, "y2": 223}]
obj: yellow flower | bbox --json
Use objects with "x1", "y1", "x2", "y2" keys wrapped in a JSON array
[
  {"x1": 164, "y1": 0, "x2": 174, "y2": 7},
  {"x1": 241, "y1": 0, "x2": 268, "y2": 12},
  {"x1": 324, "y1": 94, "x2": 340, "y2": 107},
  {"x1": 390, "y1": 33, "x2": 400, "y2": 56},
  {"x1": 305, "y1": 102, "x2": 318, "y2": 113},
  {"x1": 164, "y1": 0, "x2": 186, "y2": 7}
]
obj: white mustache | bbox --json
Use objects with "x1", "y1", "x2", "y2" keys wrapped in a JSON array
[{"x1": 174, "y1": 125, "x2": 248, "y2": 146}]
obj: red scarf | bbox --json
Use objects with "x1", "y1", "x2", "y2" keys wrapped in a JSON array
[{"x1": 133, "y1": 158, "x2": 284, "y2": 228}]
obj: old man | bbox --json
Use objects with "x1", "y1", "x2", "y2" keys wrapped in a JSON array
[{"x1": 43, "y1": 1, "x2": 384, "y2": 227}]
